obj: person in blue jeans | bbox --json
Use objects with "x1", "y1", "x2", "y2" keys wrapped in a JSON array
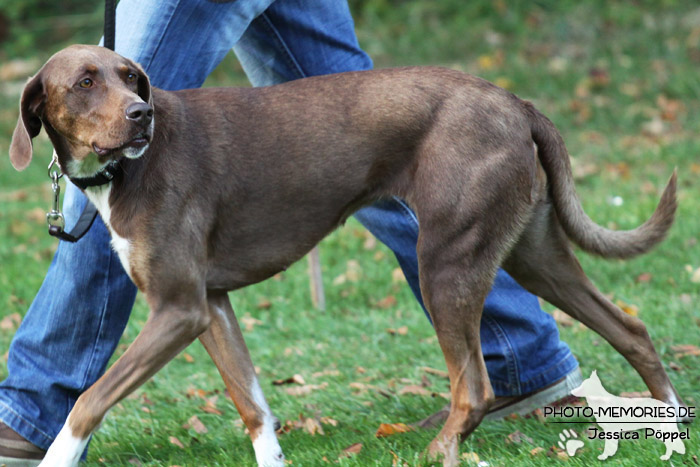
[{"x1": 0, "y1": 0, "x2": 580, "y2": 462}]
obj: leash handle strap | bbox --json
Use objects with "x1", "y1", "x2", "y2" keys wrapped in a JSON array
[
  {"x1": 47, "y1": 0, "x2": 117, "y2": 243},
  {"x1": 49, "y1": 202, "x2": 99, "y2": 242}
]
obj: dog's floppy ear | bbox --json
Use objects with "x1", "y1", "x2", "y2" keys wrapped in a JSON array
[
  {"x1": 129, "y1": 59, "x2": 152, "y2": 105},
  {"x1": 10, "y1": 72, "x2": 45, "y2": 171}
]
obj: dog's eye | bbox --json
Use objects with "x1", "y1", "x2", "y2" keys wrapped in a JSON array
[
  {"x1": 127, "y1": 73, "x2": 137, "y2": 83},
  {"x1": 79, "y1": 78, "x2": 93, "y2": 88}
]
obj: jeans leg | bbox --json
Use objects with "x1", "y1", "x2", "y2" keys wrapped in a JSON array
[
  {"x1": 0, "y1": 0, "x2": 276, "y2": 450},
  {"x1": 0, "y1": 186, "x2": 135, "y2": 449}
]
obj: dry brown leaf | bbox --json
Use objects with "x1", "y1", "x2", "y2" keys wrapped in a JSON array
[
  {"x1": 461, "y1": 452, "x2": 480, "y2": 463},
  {"x1": 635, "y1": 272, "x2": 653, "y2": 283},
  {"x1": 374, "y1": 295, "x2": 397, "y2": 309},
  {"x1": 398, "y1": 385, "x2": 431, "y2": 396},
  {"x1": 312, "y1": 369, "x2": 340, "y2": 378},
  {"x1": 669, "y1": 361, "x2": 682, "y2": 372},
  {"x1": 421, "y1": 366, "x2": 449, "y2": 379},
  {"x1": 304, "y1": 416, "x2": 324, "y2": 436},
  {"x1": 530, "y1": 446, "x2": 545, "y2": 456},
  {"x1": 340, "y1": 442, "x2": 363, "y2": 458},
  {"x1": 391, "y1": 268, "x2": 406, "y2": 283},
  {"x1": 0, "y1": 313, "x2": 22, "y2": 331},
  {"x1": 182, "y1": 353, "x2": 194, "y2": 363},
  {"x1": 257, "y1": 299, "x2": 272, "y2": 310},
  {"x1": 375, "y1": 422, "x2": 412, "y2": 438},
  {"x1": 284, "y1": 382, "x2": 328, "y2": 396},
  {"x1": 183, "y1": 415, "x2": 208, "y2": 434},
  {"x1": 200, "y1": 396, "x2": 222, "y2": 415},
  {"x1": 346, "y1": 260, "x2": 362, "y2": 282},
  {"x1": 240, "y1": 313, "x2": 263, "y2": 331},
  {"x1": 168, "y1": 436, "x2": 185, "y2": 449},
  {"x1": 672, "y1": 344, "x2": 700, "y2": 358},
  {"x1": 620, "y1": 390, "x2": 652, "y2": 398},
  {"x1": 552, "y1": 309, "x2": 574, "y2": 327},
  {"x1": 320, "y1": 416, "x2": 338, "y2": 426},
  {"x1": 273, "y1": 374, "x2": 306, "y2": 386},
  {"x1": 505, "y1": 430, "x2": 533, "y2": 445},
  {"x1": 386, "y1": 326, "x2": 408, "y2": 336},
  {"x1": 615, "y1": 299, "x2": 639, "y2": 317}
]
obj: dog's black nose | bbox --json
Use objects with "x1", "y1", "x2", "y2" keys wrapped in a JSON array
[{"x1": 125, "y1": 102, "x2": 153, "y2": 125}]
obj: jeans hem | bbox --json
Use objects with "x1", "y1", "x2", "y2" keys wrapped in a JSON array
[
  {"x1": 0, "y1": 399, "x2": 53, "y2": 449},
  {"x1": 489, "y1": 351, "x2": 579, "y2": 396}
]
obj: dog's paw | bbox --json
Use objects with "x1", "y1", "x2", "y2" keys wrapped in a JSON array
[{"x1": 557, "y1": 429, "x2": 584, "y2": 457}]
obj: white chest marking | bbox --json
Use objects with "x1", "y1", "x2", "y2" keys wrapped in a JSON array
[{"x1": 81, "y1": 183, "x2": 132, "y2": 279}]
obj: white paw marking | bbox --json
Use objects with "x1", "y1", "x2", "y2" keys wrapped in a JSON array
[
  {"x1": 39, "y1": 420, "x2": 88, "y2": 467},
  {"x1": 250, "y1": 379, "x2": 284, "y2": 467}
]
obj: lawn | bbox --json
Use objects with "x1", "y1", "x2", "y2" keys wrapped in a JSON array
[{"x1": 0, "y1": 1, "x2": 698, "y2": 465}]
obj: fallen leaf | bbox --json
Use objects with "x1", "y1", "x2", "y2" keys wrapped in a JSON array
[
  {"x1": 391, "y1": 268, "x2": 406, "y2": 283},
  {"x1": 200, "y1": 396, "x2": 223, "y2": 415},
  {"x1": 240, "y1": 313, "x2": 263, "y2": 332},
  {"x1": 505, "y1": 430, "x2": 533, "y2": 445},
  {"x1": 671, "y1": 344, "x2": 700, "y2": 358},
  {"x1": 669, "y1": 361, "x2": 682, "y2": 372},
  {"x1": 374, "y1": 295, "x2": 397, "y2": 309},
  {"x1": 257, "y1": 299, "x2": 272, "y2": 310},
  {"x1": 421, "y1": 366, "x2": 449, "y2": 379},
  {"x1": 312, "y1": 369, "x2": 341, "y2": 378},
  {"x1": 398, "y1": 385, "x2": 431, "y2": 396},
  {"x1": 284, "y1": 383, "x2": 328, "y2": 396},
  {"x1": 183, "y1": 415, "x2": 208, "y2": 434},
  {"x1": 615, "y1": 300, "x2": 639, "y2": 317},
  {"x1": 552, "y1": 309, "x2": 574, "y2": 327},
  {"x1": 340, "y1": 442, "x2": 363, "y2": 458},
  {"x1": 375, "y1": 422, "x2": 412, "y2": 438},
  {"x1": 620, "y1": 390, "x2": 652, "y2": 398},
  {"x1": 461, "y1": 452, "x2": 480, "y2": 463},
  {"x1": 304, "y1": 416, "x2": 324, "y2": 436},
  {"x1": 273, "y1": 374, "x2": 306, "y2": 386},
  {"x1": 530, "y1": 446, "x2": 545, "y2": 456},
  {"x1": 635, "y1": 272, "x2": 653, "y2": 283},
  {"x1": 182, "y1": 353, "x2": 194, "y2": 363},
  {"x1": 319, "y1": 417, "x2": 338, "y2": 426},
  {"x1": 0, "y1": 313, "x2": 22, "y2": 331},
  {"x1": 386, "y1": 326, "x2": 408, "y2": 336},
  {"x1": 168, "y1": 436, "x2": 185, "y2": 449}
]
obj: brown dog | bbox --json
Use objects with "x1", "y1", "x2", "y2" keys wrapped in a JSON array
[{"x1": 10, "y1": 45, "x2": 683, "y2": 466}]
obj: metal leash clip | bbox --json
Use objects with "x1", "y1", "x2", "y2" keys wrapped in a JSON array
[{"x1": 46, "y1": 153, "x2": 66, "y2": 235}]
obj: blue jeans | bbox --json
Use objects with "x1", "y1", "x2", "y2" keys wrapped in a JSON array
[{"x1": 0, "y1": 0, "x2": 577, "y2": 450}]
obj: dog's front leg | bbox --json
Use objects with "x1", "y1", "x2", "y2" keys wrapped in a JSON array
[
  {"x1": 40, "y1": 295, "x2": 211, "y2": 467},
  {"x1": 199, "y1": 293, "x2": 284, "y2": 467}
]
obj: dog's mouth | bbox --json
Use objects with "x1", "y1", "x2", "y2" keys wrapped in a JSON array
[{"x1": 92, "y1": 132, "x2": 152, "y2": 158}]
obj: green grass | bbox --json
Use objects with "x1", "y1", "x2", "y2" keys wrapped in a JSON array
[{"x1": 1, "y1": 1, "x2": 699, "y2": 465}]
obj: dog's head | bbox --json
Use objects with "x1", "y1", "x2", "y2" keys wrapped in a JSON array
[{"x1": 9, "y1": 44, "x2": 154, "y2": 177}]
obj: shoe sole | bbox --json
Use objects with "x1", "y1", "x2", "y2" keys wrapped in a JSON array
[{"x1": 484, "y1": 367, "x2": 583, "y2": 420}]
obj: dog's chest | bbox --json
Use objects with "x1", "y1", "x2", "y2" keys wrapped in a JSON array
[{"x1": 82, "y1": 184, "x2": 133, "y2": 278}]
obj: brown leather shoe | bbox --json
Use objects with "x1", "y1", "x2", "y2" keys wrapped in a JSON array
[
  {"x1": 414, "y1": 368, "x2": 583, "y2": 429},
  {"x1": 0, "y1": 422, "x2": 45, "y2": 466}
]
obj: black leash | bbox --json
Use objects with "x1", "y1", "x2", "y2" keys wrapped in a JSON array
[{"x1": 47, "y1": 0, "x2": 117, "y2": 242}]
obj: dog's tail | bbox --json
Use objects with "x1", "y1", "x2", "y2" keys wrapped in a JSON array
[{"x1": 526, "y1": 103, "x2": 677, "y2": 259}]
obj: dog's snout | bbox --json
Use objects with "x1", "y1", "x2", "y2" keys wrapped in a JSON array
[{"x1": 125, "y1": 102, "x2": 153, "y2": 125}]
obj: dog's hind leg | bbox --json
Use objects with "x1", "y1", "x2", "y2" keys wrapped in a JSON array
[
  {"x1": 199, "y1": 292, "x2": 284, "y2": 467},
  {"x1": 502, "y1": 202, "x2": 686, "y2": 414},
  {"x1": 417, "y1": 232, "x2": 497, "y2": 466}
]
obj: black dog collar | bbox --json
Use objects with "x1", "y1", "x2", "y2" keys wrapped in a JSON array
[{"x1": 69, "y1": 160, "x2": 123, "y2": 190}]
